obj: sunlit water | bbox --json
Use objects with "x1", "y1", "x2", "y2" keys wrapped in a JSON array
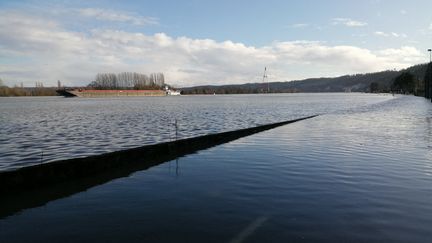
[
  {"x1": 1, "y1": 94, "x2": 431, "y2": 242},
  {"x1": 0, "y1": 93, "x2": 391, "y2": 171}
]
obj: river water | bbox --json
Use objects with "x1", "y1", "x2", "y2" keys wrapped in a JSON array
[
  {"x1": 0, "y1": 93, "x2": 391, "y2": 171},
  {"x1": 1, "y1": 94, "x2": 431, "y2": 242}
]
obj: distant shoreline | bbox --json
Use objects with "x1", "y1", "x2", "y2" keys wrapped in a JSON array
[
  {"x1": 0, "y1": 91, "x2": 391, "y2": 97},
  {"x1": 0, "y1": 87, "x2": 58, "y2": 97}
]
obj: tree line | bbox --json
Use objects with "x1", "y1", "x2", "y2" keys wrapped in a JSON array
[
  {"x1": 88, "y1": 72, "x2": 165, "y2": 90},
  {"x1": 0, "y1": 86, "x2": 58, "y2": 96},
  {"x1": 383, "y1": 63, "x2": 431, "y2": 100},
  {"x1": 0, "y1": 79, "x2": 58, "y2": 96},
  {"x1": 183, "y1": 63, "x2": 432, "y2": 96}
]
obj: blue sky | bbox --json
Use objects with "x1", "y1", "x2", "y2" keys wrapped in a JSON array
[{"x1": 1, "y1": 0, "x2": 432, "y2": 87}]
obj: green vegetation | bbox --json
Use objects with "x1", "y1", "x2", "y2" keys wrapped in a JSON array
[
  {"x1": 0, "y1": 86, "x2": 58, "y2": 97},
  {"x1": 391, "y1": 72, "x2": 416, "y2": 94},
  {"x1": 369, "y1": 82, "x2": 380, "y2": 93},
  {"x1": 0, "y1": 79, "x2": 58, "y2": 97},
  {"x1": 424, "y1": 63, "x2": 432, "y2": 99}
]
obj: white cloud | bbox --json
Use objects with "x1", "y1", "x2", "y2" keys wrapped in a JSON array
[
  {"x1": 377, "y1": 46, "x2": 424, "y2": 63},
  {"x1": 332, "y1": 18, "x2": 368, "y2": 27},
  {"x1": 400, "y1": 10, "x2": 407, "y2": 15},
  {"x1": 0, "y1": 11, "x2": 425, "y2": 87},
  {"x1": 374, "y1": 31, "x2": 407, "y2": 38},
  {"x1": 289, "y1": 23, "x2": 310, "y2": 28},
  {"x1": 78, "y1": 8, "x2": 158, "y2": 26},
  {"x1": 374, "y1": 31, "x2": 389, "y2": 37},
  {"x1": 391, "y1": 32, "x2": 400, "y2": 37}
]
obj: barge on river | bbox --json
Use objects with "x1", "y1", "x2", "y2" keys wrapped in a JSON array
[{"x1": 57, "y1": 89, "x2": 178, "y2": 97}]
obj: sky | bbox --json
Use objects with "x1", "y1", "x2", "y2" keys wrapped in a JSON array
[{"x1": 1, "y1": 0, "x2": 432, "y2": 87}]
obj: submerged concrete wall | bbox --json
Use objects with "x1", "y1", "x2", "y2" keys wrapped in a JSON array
[{"x1": 0, "y1": 115, "x2": 317, "y2": 196}]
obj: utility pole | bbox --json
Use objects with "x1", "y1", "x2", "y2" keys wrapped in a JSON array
[
  {"x1": 429, "y1": 49, "x2": 431, "y2": 63},
  {"x1": 262, "y1": 67, "x2": 269, "y2": 93}
]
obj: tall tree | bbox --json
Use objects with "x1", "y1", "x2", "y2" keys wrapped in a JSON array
[
  {"x1": 392, "y1": 72, "x2": 415, "y2": 94},
  {"x1": 424, "y1": 63, "x2": 432, "y2": 99},
  {"x1": 369, "y1": 82, "x2": 379, "y2": 93}
]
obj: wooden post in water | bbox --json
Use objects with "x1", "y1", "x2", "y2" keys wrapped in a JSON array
[{"x1": 175, "y1": 119, "x2": 178, "y2": 141}]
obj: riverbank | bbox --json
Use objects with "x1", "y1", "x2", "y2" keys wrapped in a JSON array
[{"x1": 0, "y1": 86, "x2": 58, "y2": 96}]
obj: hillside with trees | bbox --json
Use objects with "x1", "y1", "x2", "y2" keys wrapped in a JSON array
[
  {"x1": 1, "y1": 63, "x2": 430, "y2": 96},
  {"x1": 181, "y1": 63, "x2": 429, "y2": 95}
]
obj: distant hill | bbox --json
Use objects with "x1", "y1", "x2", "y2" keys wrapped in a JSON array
[{"x1": 181, "y1": 63, "x2": 428, "y2": 94}]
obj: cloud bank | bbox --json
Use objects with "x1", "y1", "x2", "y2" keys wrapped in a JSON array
[{"x1": 0, "y1": 11, "x2": 425, "y2": 87}]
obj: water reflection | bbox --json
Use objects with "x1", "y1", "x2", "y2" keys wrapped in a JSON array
[
  {"x1": 426, "y1": 116, "x2": 432, "y2": 147},
  {"x1": 168, "y1": 158, "x2": 180, "y2": 177},
  {"x1": 229, "y1": 216, "x2": 269, "y2": 243}
]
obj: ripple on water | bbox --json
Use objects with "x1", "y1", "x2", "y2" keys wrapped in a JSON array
[
  {"x1": 0, "y1": 94, "x2": 432, "y2": 242},
  {"x1": 0, "y1": 94, "x2": 395, "y2": 171}
]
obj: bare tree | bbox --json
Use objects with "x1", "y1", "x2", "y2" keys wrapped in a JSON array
[{"x1": 91, "y1": 72, "x2": 165, "y2": 90}]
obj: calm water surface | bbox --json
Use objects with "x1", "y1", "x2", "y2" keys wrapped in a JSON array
[
  {"x1": 0, "y1": 94, "x2": 431, "y2": 242},
  {"x1": 0, "y1": 93, "x2": 391, "y2": 171}
]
